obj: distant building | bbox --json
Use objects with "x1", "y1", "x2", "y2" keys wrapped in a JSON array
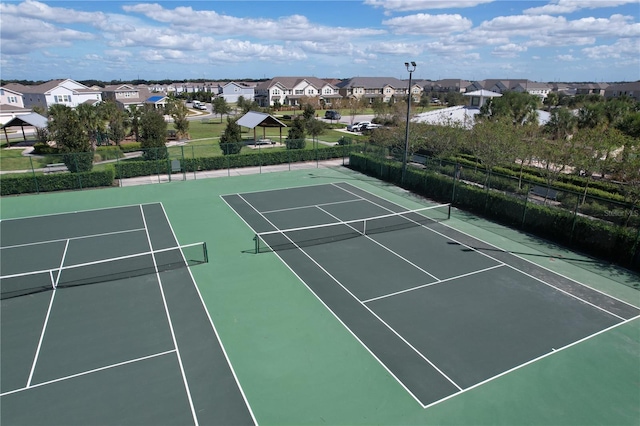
[
  {"x1": 575, "y1": 83, "x2": 608, "y2": 96},
  {"x1": 255, "y1": 77, "x2": 340, "y2": 107},
  {"x1": 604, "y1": 81, "x2": 640, "y2": 101},
  {"x1": 4, "y1": 79, "x2": 102, "y2": 111},
  {"x1": 215, "y1": 81, "x2": 256, "y2": 103},
  {"x1": 102, "y1": 84, "x2": 166, "y2": 110}
]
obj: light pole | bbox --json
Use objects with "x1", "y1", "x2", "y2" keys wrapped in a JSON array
[{"x1": 401, "y1": 61, "x2": 416, "y2": 185}]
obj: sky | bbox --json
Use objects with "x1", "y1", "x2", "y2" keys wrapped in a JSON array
[{"x1": 1, "y1": 0, "x2": 639, "y2": 83}]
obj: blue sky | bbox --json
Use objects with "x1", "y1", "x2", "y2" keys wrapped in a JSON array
[{"x1": 1, "y1": 0, "x2": 639, "y2": 83}]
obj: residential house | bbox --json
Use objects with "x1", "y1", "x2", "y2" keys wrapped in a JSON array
[
  {"x1": 102, "y1": 84, "x2": 167, "y2": 110},
  {"x1": 4, "y1": 79, "x2": 102, "y2": 111},
  {"x1": 604, "y1": 81, "x2": 640, "y2": 102},
  {"x1": 215, "y1": 81, "x2": 256, "y2": 103},
  {"x1": 254, "y1": 77, "x2": 340, "y2": 108},
  {"x1": 513, "y1": 81, "x2": 552, "y2": 100},
  {"x1": 423, "y1": 79, "x2": 471, "y2": 93},
  {"x1": 466, "y1": 79, "x2": 530, "y2": 94},
  {"x1": 575, "y1": 83, "x2": 608, "y2": 96},
  {"x1": 336, "y1": 77, "x2": 410, "y2": 104}
]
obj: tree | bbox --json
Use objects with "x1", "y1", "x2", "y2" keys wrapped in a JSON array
[
  {"x1": 108, "y1": 110, "x2": 129, "y2": 146},
  {"x1": 544, "y1": 107, "x2": 577, "y2": 141},
  {"x1": 48, "y1": 104, "x2": 93, "y2": 172},
  {"x1": 219, "y1": 117, "x2": 243, "y2": 155},
  {"x1": 139, "y1": 106, "x2": 168, "y2": 160},
  {"x1": 305, "y1": 117, "x2": 327, "y2": 151},
  {"x1": 77, "y1": 103, "x2": 102, "y2": 148},
  {"x1": 169, "y1": 100, "x2": 190, "y2": 139},
  {"x1": 212, "y1": 97, "x2": 231, "y2": 122},
  {"x1": 478, "y1": 91, "x2": 540, "y2": 126},
  {"x1": 286, "y1": 117, "x2": 306, "y2": 149},
  {"x1": 128, "y1": 104, "x2": 142, "y2": 142},
  {"x1": 466, "y1": 118, "x2": 521, "y2": 192},
  {"x1": 302, "y1": 103, "x2": 315, "y2": 120}
]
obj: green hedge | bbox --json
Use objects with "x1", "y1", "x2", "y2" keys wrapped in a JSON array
[
  {"x1": 115, "y1": 145, "x2": 355, "y2": 178},
  {"x1": 350, "y1": 153, "x2": 639, "y2": 270},
  {"x1": 0, "y1": 168, "x2": 115, "y2": 196}
]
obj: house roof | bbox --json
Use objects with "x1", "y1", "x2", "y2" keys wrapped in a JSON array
[
  {"x1": 256, "y1": 76, "x2": 337, "y2": 91},
  {"x1": 464, "y1": 90, "x2": 503, "y2": 97},
  {"x1": 147, "y1": 95, "x2": 165, "y2": 103},
  {"x1": 1, "y1": 112, "x2": 48, "y2": 129},
  {"x1": 337, "y1": 77, "x2": 405, "y2": 89},
  {"x1": 236, "y1": 111, "x2": 286, "y2": 129}
]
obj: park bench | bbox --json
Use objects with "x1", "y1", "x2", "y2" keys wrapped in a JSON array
[
  {"x1": 530, "y1": 185, "x2": 558, "y2": 200},
  {"x1": 45, "y1": 163, "x2": 67, "y2": 173}
]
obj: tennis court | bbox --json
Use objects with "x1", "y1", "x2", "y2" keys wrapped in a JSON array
[
  {"x1": 222, "y1": 181, "x2": 640, "y2": 408},
  {"x1": 1, "y1": 166, "x2": 639, "y2": 425},
  {"x1": 0, "y1": 204, "x2": 255, "y2": 425}
]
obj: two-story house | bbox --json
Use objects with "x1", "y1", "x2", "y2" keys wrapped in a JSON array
[
  {"x1": 336, "y1": 77, "x2": 412, "y2": 104},
  {"x1": 4, "y1": 79, "x2": 102, "y2": 111},
  {"x1": 254, "y1": 77, "x2": 340, "y2": 108},
  {"x1": 0, "y1": 86, "x2": 30, "y2": 125},
  {"x1": 102, "y1": 84, "x2": 167, "y2": 110},
  {"x1": 604, "y1": 81, "x2": 640, "y2": 102},
  {"x1": 215, "y1": 81, "x2": 256, "y2": 103},
  {"x1": 513, "y1": 81, "x2": 552, "y2": 100}
]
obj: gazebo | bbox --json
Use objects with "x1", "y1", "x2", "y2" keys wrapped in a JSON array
[
  {"x1": 1, "y1": 112, "x2": 48, "y2": 146},
  {"x1": 464, "y1": 89, "x2": 502, "y2": 109},
  {"x1": 236, "y1": 111, "x2": 287, "y2": 144}
]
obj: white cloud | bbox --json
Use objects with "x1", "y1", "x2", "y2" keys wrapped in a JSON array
[
  {"x1": 491, "y1": 43, "x2": 527, "y2": 58},
  {"x1": 0, "y1": 0, "x2": 105, "y2": 24},
  {"x1": 0, "y1": 15, "x2": 95, "y2": 54},
  {"x1": 365, "y1": 0, "x2": 495, "y2": 12},
  {"x1": 369, "y1": 42, "x2": 424, "y2": 55},
  {"x1": 556, "y1": 54, "x2": 577, "y2": 61},
  {"x1": 383, "y1": 13, "x2": 473, "y2": 34},
  {"x1": 582, "y1": 38, "x2": 640, "y2": 59},
  {"x1": 122, "y1": 3, "x2": 384, "y2": 42},
  {"x1": 524, "y1": 0, "x2": 639, "y2": 16}
]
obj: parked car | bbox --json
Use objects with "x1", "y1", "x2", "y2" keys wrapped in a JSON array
[
  {"x1": 324, "y1": 110, "x2": 341, "y2": 120},
  {"x1": 347, "y1": 121, "x2": 371, "y2": 132}
]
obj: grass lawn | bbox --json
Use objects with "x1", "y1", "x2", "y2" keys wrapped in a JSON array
[{"x1": 0, "y1": 117, "x2": 368, "y2": 172}]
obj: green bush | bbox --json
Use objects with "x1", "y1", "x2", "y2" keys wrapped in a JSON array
[
  {"x1": 285, "y1": 138, "x2": 306, "y2": 150},
  {"x1": 95, "y1": 146, "x2": 124, "y2": 161},
  {"x1": 0, "y1": 168, "x2": 115, "y2": 195},
  {"x1": 120, "y1": 142, "x2": 142, "y2": 152},
  {"x1": 32, "y1": 142, "x2": 58, "y2": 155},
  {"x1": 63, "y1": 151, "x2": 94, "y2": 173},
  {"x1": 349, "y1": 152, "x2": 639, "y2": 270}
]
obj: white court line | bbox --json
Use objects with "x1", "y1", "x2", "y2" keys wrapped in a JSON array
[
  {"x1": 261, "y1": 198, "x2": 362, "y2": 215},
  {"x1": 25, "y1": 239, "x2": 69, "y2": 387},
  {"x1": 139, "y1": 205, "x2": 199, "y2": 426},
  {"x1": 315, "y1": 205, "x2": 440, "y2": 281},
  {"x1": 332, "y1": 182, "x2": 631, "y2": 321},
  {"x1": 0, "y1": 228, "x2": 146, "y2": 251},
  {"x1": 236, "y1": 193, "x2": 463, "y2": 394},
  {"x1": 362, "y1": 264, "x2": 506, "y2": 304},
  {"x1": 421, "y1": 314, "x2": 640, "y2": 409},
  {"x1": 0, "y1": 202, "x2": 162, "y2": 222},
  {"x1": 158, "y1": 203, "x2": 258, "y2": 425},
  {"x1": 2, "y1": 350, "x2": 176, "y2": 398}
]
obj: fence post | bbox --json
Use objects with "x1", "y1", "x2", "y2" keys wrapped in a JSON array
[
  {"x1": 521, "y1": 182, "x2": 531, "y2": 227},
  {"x1": 181, "y1": 145, "x2": 186, "y2": 181},
  {"x1": 569, "y1": 192, "x2": 581, "y2": 243},
  {"x1": 29, "y1": 156, "x2": 40, "y2": 194}
]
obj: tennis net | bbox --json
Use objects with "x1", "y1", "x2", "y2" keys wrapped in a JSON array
[
  {"x1": 0, "y1": 242, "x2": 208, "y2": 300},
  {"x1": 254, "y1": 204, "x2": 450, "y2": 253}
]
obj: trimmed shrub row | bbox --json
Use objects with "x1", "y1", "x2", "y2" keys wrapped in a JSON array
[
  {"x1": 115, "y1": 145, "x2": 355, "y2": 178},
  {"x1": 1, "y1": 168, "x2": 115, "y2": 196},
  {"x1": 349, "y1": 152, "x2": 639, "y2": 270}
]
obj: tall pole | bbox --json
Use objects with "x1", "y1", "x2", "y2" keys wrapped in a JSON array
[{"x1": 401, "y1": 61, "x2": 416, "y2": 185}]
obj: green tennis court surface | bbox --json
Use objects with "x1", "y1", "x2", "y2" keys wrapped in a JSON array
[
  {"x1": 0, "y1": 204, "x2": 254, "y2": 425},
  {"x1": 223, "y1": 181, "x2": 639, "y2": 408},
  {"x1": 1, "y1": 166, "x2": 639, "y2": 425}
]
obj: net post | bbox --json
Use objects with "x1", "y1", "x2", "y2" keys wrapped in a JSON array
[
  {"x1": 447, "y1": 204, "x2": 451, "y2": 220},
  {"x1": 254, "y1": 234, "x2": 259, "y2": 254},
  {"x1": 203, "y1": 242, "x2": 209, "y2": 263}
]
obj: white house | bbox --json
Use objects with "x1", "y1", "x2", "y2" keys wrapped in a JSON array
[
  {"x1": 513, "y1": 81, "x2": 552, "y2": 100},
  {"x1": 255, "y1": 77, "x2": 341, "y2": 107},
  {"x1": 215, "y1": 81, "x2": 256, "y2": 103},
  {"x1": 102, "y1": 84, "x2": 167, "y2": 110},
  {"x1": 4, "y1": 79, "x2": 102, "y2": 111}
]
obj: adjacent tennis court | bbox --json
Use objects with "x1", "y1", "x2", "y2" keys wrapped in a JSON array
[
  {"x1": 222, "y1": 181, "x2": 640, "y2": 408},
  {"x1": 0, "y1": 204, "x2": 255, "y2": 425},
  {"x1": 1, "y1": 166, "x2": 639, "y2": 425}
]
